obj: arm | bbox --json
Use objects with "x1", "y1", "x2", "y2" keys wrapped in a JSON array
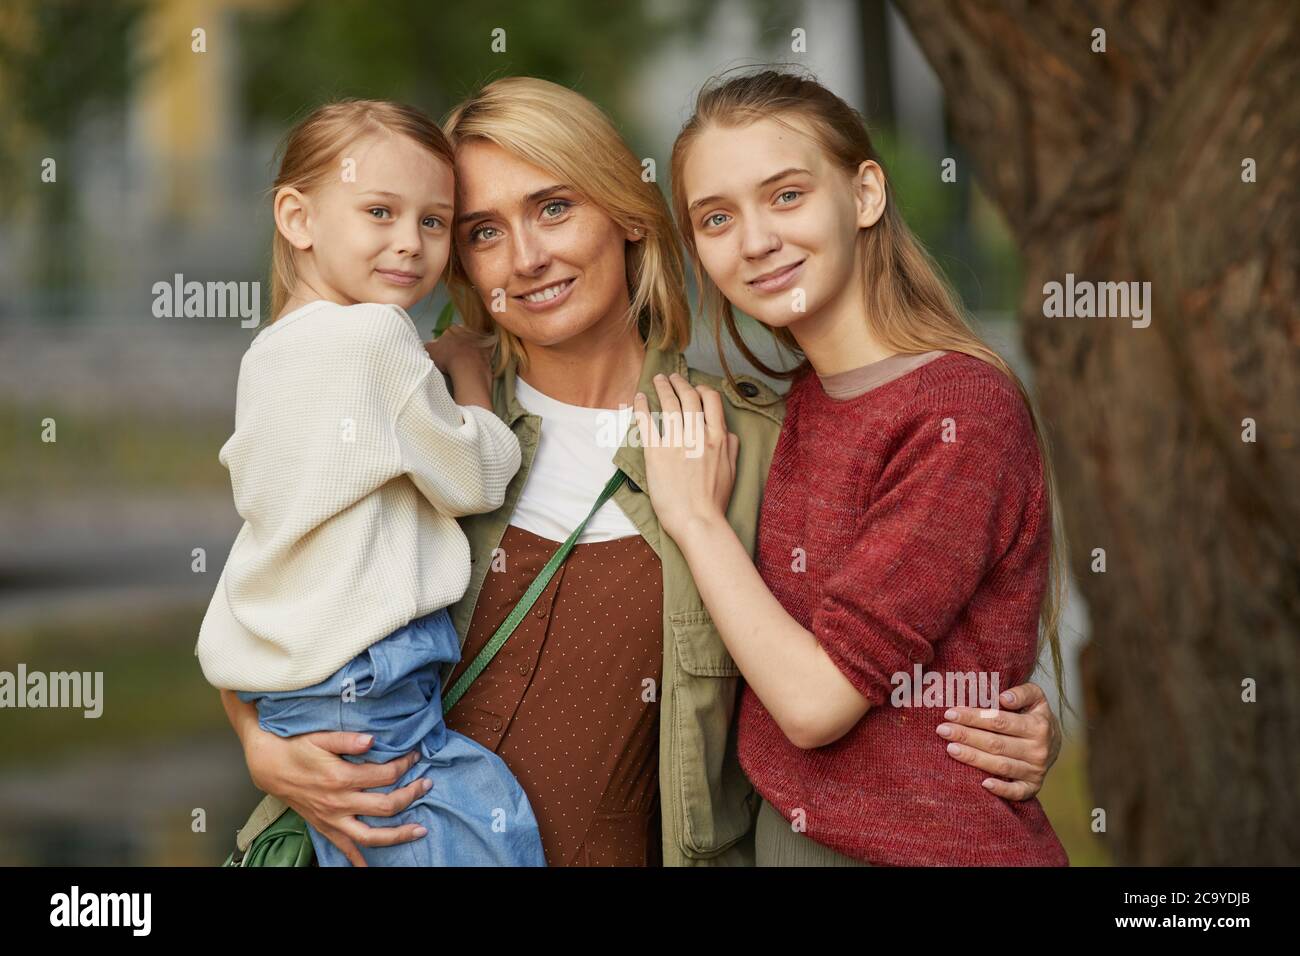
[
  {"x1": 218, "y1": 689, "x2": 428, "y2": 867},
  {"x1": 424, "y1": 325, "x2": 494, "y2": 411},
  {"x1": 395, "y1": 364, "x2": 520, "y2": 517},
  {"x1": 639, "y1": 372, "x2": 1060, "y2": 796},
  {"x1": 635, "y1": 376, "x2": 863, "y2": 745},
  {"x1": 380, "y1": 320, "x2": 519, "y2": 517}
]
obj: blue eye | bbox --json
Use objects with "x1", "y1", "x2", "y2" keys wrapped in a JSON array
[
  {"x1": 367, "y1": 207, "x2": 391, "y2": 219},
  {"x1": 422, "y1": 215, "x2": 444, "y2": 229},
  {"x1": 776, "y1": 190, "x2": 801, "y2": 204},
  {"x1": 542, "y1": 200, "x2": 571, "y2": 218},
  {"x1": 469, "y1": 224, "x2": 499, "y2": 243},
  {"x1": 703, "y1": 212, "x2": 729, "y2": 229}
]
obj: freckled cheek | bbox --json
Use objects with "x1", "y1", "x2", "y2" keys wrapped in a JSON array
[
  {"x1": 578, "y1": 237, "x2": 623, "y2": 301},
  {"x1": 463, "y1": 251, "x2": 503, "y2": 298}
]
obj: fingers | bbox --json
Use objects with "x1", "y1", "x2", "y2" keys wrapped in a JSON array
[
  {"x1": 1003, "y1": 682, "x2": 1064, "y2": 770},
  {"x1": 352, "y1": 775, "x2": 431, "y2": 819},
  {"x1": 651, "y1": 374, "x2": 683, "y2": 446},
  {"x1": 942, "y1": 705, "x2": 1043, "y2": 739},
  {"x1": 318, "y1": 827, "x2": 368, "y2": 867},
  {"x1": 651, "y1": 373, "x2": 681, "y2": 415},
  {"x1": 728, "y1": 431, "x2": 739, "y2": 473},
  {"x1": 346, "y1": 818, "x2": 429, "y2": 849},
  {"x1": 632, "y1": 391, "x2": 659, "y2": 448},
  {"x1": 936, "y1": 718, "x2": 1048, "y2": 768},
  {"x1": 999, "y1": 681, "x2": 1046, "y2": 711},
  {"x1": 668, "y1": 372, "x2": 702, "y2": 418},
  {"x1": 697, "y1": 382, "x2": 728, "y2": 443},
  {"x1": 307, "y1": 730, "x2": 376, "y2": 756},
  {"x1": 942, "y1": 738, "x2": 1042, "y2": 794},
  {"x1": 980, "y1": 778, "x2": 1037, "y2": 801},
  {"x1": 351, "y1": 749, "x2": 422, "y2": 791}
]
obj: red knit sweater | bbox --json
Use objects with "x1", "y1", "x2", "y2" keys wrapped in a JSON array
[{"x1": 738, "y1": 352, "x2": 1068, "y2": 866}]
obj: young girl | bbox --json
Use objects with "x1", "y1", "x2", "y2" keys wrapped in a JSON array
[
  {"x1": 637, "y1": 70, "x2": 1069, "y2": 865},
  {"x1": 195, "y1": 99, "x2": 545, "y2": 867}
]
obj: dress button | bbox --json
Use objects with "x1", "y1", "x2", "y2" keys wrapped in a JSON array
[
  {"x1": 626, "y1": 478, "x2": 642, "y2": 493},
  {"x1": 491, "y1": 717, "x2": 503, "y2": 731},
  {"x1": 738, "y1": 381, "x2": 759, "y2": 398},
  {"x1": 517, "y1": 663, "x2": 529, "y2": 676}
]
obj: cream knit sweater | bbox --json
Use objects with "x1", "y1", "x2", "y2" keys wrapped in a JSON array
[{"x1": 195, "y1": 300, "x2": 521, "y2": 692}]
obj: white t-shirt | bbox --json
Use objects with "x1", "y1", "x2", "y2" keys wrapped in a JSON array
[{"x1": 509, "y1": 374, "x2": 641, "y2": 543}]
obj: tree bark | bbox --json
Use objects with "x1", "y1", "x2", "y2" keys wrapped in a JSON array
[{"x1": 894, "y1": 0, "x2": 1299, "y2": 864}]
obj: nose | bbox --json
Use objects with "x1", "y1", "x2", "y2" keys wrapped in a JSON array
[
  {"x1": 739, "y1": 214, "x2": 781, "y2": 260},
  {"x1": 511, "y1": 223, "x2": 551, "y2": 277},
  {"x1": 391, "y1": 216, "x2": 423, "y2": 259}
]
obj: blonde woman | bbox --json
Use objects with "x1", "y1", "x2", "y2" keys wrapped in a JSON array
[{"x1": 221, "y1": 77, "x2": 1064, "y2": 866}]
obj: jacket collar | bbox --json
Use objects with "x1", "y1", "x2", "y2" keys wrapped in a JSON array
[{"x1": 494, "y1": 344, "x2": 687, "y2": 490}]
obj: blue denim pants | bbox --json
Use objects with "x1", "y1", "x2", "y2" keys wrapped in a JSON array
[{"x1": 237, "y1": 608, "x2": 545, "y2": 866}]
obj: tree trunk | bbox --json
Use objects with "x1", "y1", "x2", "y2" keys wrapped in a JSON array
[{"x1": 894, "y1": 0, "x2": 1299, "y2": 864}]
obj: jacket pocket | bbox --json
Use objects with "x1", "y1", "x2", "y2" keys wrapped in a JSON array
[
  {"x1": 669, "y1": 611, "x2": 755, "y2": 857},
  {"x1": 671, "y1": 610, "x2": 740, "y2": 676}
]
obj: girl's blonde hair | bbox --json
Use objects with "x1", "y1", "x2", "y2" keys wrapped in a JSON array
[
  {"x1": 267, "y1": 99, "x2": 454, "y2": 320},
  {"x1": 670, "y1": 68, "x2": 1069, "y2": 711},
  {"x1": 442, "y1": 76, "x2": 690, "y2": 374}
]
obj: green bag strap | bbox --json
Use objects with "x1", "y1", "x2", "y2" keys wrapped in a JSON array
[{"x1": 441, "y1": 468, "x2": 627, "y2": 716}]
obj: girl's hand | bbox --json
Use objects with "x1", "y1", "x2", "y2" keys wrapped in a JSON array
[
  {"x1": 239, "y1": 716, "x2": 429, "y2": 867},
  {"x1": 424, "y1": 325, "x2": 494, "y2": 410},
  {"x1": 634, "y1": 372, "x2": 739, "y2": 542},
  {"x1": 935, "y1": 681, "x2": 1063, "y2": 800}
]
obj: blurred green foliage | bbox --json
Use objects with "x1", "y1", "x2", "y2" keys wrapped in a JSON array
[
  {"x1": 0, "y1": 401, "x2": 230, "y2": 498},
  {"x1": 0, "y1": 0, "x2": 144, "y2": 210},
  {"x1": 236, "y1": 0, "x2": 698, "y2": 141}
]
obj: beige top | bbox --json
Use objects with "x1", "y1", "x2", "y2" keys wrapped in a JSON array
[
  {"x1": 195, "y1": 300, "x2": 521, "y2": 692},
  {"x1": 817, "y1": 350, "x2": 949, "y2": 401}
]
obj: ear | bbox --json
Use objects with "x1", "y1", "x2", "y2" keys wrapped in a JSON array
[
  {"x1": 273, "y1": 186, "x2": 314, "y2": 251},
  {"x1": 853, "y1": 160, "x2": 887, "y2": 229}
]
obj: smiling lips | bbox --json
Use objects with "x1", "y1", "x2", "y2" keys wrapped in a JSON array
[
  {"x1": 515, "y1": 277, "x2": 576, "y2": 311},
  {"x1": 376, "y1": 268, "x2": 422, "y2": 287},
  {"x1": 747, "y1": 258, "x2": 806, "y2": 294}
]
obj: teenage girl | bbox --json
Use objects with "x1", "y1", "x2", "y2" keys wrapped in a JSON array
[
  {"x1": 196, "y1": 99, "x2": 544, "y2": 867},
  {"x1": 636, "y1": 70, "x2": 1069, "y2": 865}
]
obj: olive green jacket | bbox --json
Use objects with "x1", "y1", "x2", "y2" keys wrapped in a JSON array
[{"x1": 443, "y1": 346, "x2": 786, "y2": 866}]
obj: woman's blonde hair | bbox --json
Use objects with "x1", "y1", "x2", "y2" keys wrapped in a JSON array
[
  {"x1": 442, "y1": 76, "x2": 690, "y2": 374},
  {"x1": 267, "y1": 99, "x2": 453, "y2": 320},
  {"x1": 670, "y1": 68, "x2": 1069, "y2": 711}
]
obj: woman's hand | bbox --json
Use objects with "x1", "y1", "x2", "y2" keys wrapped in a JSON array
[
  {"x1": 424, "y1": 325, "x2": 495, "y2": 411},
  {"x1": 634, "y1": 372, "x2": 739, "y2": 542},
  {"x1": 226, "y1": 692, "x2": 429, "y2": 867},
  {"x1": 935, "y1": 681, "x2": 1063, "y2": 800}
]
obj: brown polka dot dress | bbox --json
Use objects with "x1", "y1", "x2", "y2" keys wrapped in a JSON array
[{"x1": 442, "y1": 523, "x2": 664, "y2": 867}]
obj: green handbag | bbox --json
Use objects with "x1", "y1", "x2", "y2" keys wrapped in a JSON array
[
  {"x1": 224, "y1": 796, "x2": 314, "y2": 867},
  {"x1": 221, "y1": 470, "x2": 626, "y2": 866}
]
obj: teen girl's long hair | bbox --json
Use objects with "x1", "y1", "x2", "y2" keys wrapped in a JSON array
[{"x1": 670, "y1": 69, "x2": 1069, "y2": 712}]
